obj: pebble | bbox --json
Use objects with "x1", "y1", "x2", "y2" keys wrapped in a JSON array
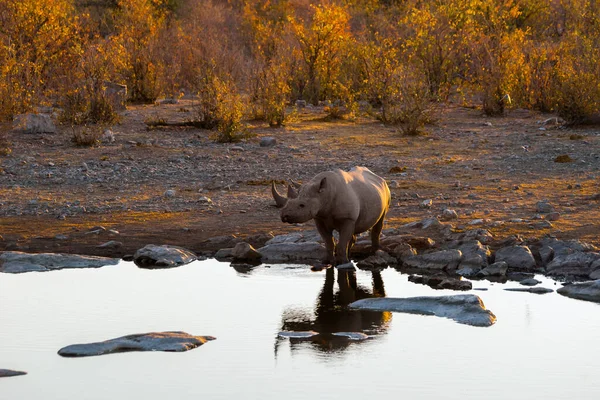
[
  {"x1": 259, "y1": 137, "x2": 277, "y2": 147},
  {"x1": 420, "y1": 199, "x2": 433, "y2": 209},
  {"x1": 545, "y1": 212, "x2": 560, "y2": 221}
]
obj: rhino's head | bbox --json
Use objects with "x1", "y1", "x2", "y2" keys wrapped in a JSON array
[{"x1": 273, "y1": 178, "x2": 327, "y2": 224}]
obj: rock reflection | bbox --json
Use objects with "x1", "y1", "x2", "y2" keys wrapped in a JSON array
[
  {"x1": 230, "y1": 262, "x2": 260, "y2": 276},
  {"x1": 276, "y1": 268, "x2": 392, "y2": 354}
]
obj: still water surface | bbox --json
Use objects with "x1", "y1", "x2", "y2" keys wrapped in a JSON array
[{"x1": 1, "y1": 259, "x2": 600, "y2": 399}]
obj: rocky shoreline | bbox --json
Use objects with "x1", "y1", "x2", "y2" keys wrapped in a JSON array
[{"x1": 3, "y1": 217, "x2": 599, "y2": 301}]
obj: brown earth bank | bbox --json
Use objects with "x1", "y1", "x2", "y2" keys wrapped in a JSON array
[{"x1": 1, "y1": 101, "x2": 599, "y2": 258}]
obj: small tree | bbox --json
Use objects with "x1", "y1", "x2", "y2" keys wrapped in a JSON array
[
  {"x1": 244, "y1": 0, "x2": 293, "y2": 126},
  {"x1": 191, "y1": 66, "x2": 248, "y2": 142},
  {"x1": 0, "y1": 0, "x2": 84, "y2": 120},
  {"x1": 290, "y1": 3, "x2": 352, "y2": 104},
  {"x1": 113, "y1": 0, "x2": 168, "y2": 103}
]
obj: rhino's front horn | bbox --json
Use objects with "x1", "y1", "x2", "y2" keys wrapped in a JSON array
[
  {"x1": 287, "y1": 184, "x2": 299, "y2": 199},
  {"x1": 271, "y1": 181, "x2": 288, "y2": 208}
]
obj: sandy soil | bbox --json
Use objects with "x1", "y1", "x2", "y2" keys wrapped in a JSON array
[{"x1": 0, "y1": 100, "x2": 599, "y2": 257}]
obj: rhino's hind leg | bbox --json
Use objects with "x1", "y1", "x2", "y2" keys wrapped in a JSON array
[
  {"x1": 315, "y1": 219, "x2": 335, "y2": 264},
  {"x1": 370, "y1": 213, "x2": 385, "y2": 252},
  {"x1": 349, "y1": 234, "x2": 357, "y2": 252}
]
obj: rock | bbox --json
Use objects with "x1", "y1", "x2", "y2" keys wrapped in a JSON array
[
  {"x1": 536, "y1": 200, "x2": 554, "y2": 213},
  {"x1": 13, "y1": 113, "x2": 57, "y2": 134},
  {"x1": 199, "y1": 235, "x2": 241, "y2": 250},
  {"x1": 507, "y1": 272, "x2": 535, "y2": 281},
  {"x1": 332, "y1": 332, "x2": 371, "y2": 341},
  {"x1": 350, "y1": 295, "x2": 496, "y2": 327},
  {"x1": 103, "y1": 81, "x2": 127, "y2": 110},
  {"x1": 54, "y1": 234, "x2": 68, "y2": 240},
  {"x1": 231, "y1": 242, "x2": 262, "y2": 261},
  {"x1": 504, "y1": 287, "x2": 554, "y2": 294},
  {"x1": 519, "y1": 278, "x2": 541, "y2": 286},
  {"x1": 557, "y1": 280, "x2": 600, "y2": 303},
  {"x1": 379, "y1": 234, "x2": 407, "y2": 249},
  {"x1": 530, "y1": 238, "x2": 598, "y2": 269},
  {"x1": 456, "y1": 255, "x2": 485, "y2": 276},
  {"x1": 158, "y1": 98, "x2": 179, "y2": 104},
  {"x1": 257, "y1": 242, "x2": 327, "y2": 263},
  {"x1": 468, "y1": 219, "x2": 487, "y2": 226},
  {"x1": 589, "y1": 269, "x2": 600, "y2": 280},
  {"x1": 545, "y1": 212, "x2": 560, "y2": 221},
  {"x1": 259, "y1": 137, "x2": 277, "y2": 147},
  {"x1": 420, "y1": 199, "x2": 433, "y2": 209},
  {"x1": 229, "y1": 145, "x2": 244, "y2": 152},
  {"x1": 97, "y1": 240, "x2": 123, "y2": 249},
  {"x1": 243, "y1": 232, "x2": 274, "y2": 248},
  {"x1": 388, "y1": 242, "x2": 417, "y2": 259},
  {"x1": 58, "y1": 331, "x2": 215, "y2": 357},
  {"x1": 0, "y1": 251, "x2": 119, "y2": 273},
  {"x1": 265, "y1": 232, "x2": 305, "y2": 245},
  {"x1": 408, "y1": 275, "x2": 472, "y2": 291},
  {"x1": 402, "y1": 249, "x2": 462, "y2": 271},
  {"x1": 102, "y1": 129, "x2": 115, "y2": 143},
  {"x1": 400, "y1": 217, "x2": 442, "y2": 230},
  {"x1": 356, "y1": 250, "x2": 396, "y2": 269},
  {"x1": 451, "y1": 229, "x2": 494, "y2": 245},
  {"x1": 0, "y1": 369, "x2": 27, "y2": 378},
  {"x1": 532, "y1": 221, "x2": 553, "y2": 229},
  {"x1": 441, "y1": 209, "x2": 458, "y2": 220},
  {"x1": 164, "y1": 189, "x2": 176, "y2": 198},
  {"x1": 295, "y1": 100, "x2": 307, "y2": 108},
  {"x1": 278, "y1": 331, "x2": 318, "y2": 339},
  {"x1": 456, "y1": 264, "x2": 481, "y2": 278},
  {"x1": 546, "y1": 252, "x2": 600, "y2": 277},
  {"x1": 494, "y1": 245, "x2": 537, "y2": 271},
  {"x1": 198, "y1": 196, "x2": 213, "y2": 205},
  {"x1": 133, "y1": 244, "x2": 197, "y2": 268},
  {"x1": 477, "y1": 261, "x2": 508, "y2": 277},
  {"x1": 405, "y1": 237, "x2": 436, "y2": 250},
  {"x1": 395, "y1": 218, "x2": 452, "y2": 240},
  {"x1": 455, "y1": 240, "x2": 490, "y2": 269},
  {"x1": 214, "y1": 248, "x2": 233, "y2": 260}
]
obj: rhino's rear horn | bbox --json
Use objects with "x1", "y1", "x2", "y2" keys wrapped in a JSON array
[
  {"x1": 290, "y1": 179, "x2": 302, "y2": 190},
  {"x1": 271, "y1": 182, "x2": 288, "y2": 208},
  {"x1": 287, "y1": 184, "x2": 299, "y2": 199}
]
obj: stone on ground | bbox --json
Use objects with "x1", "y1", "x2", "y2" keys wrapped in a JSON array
[{"x1": 133, "y1": 244, "x2": 197, "y2": 268}]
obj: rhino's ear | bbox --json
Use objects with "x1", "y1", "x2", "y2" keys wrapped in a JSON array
[{"x1": 318, "y1": 177, "x2": 327, "y2": 193}]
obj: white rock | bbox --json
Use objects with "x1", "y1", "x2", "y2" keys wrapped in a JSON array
[{"x1": 350, "y1": 295, "x2": 496, "y2": 327}]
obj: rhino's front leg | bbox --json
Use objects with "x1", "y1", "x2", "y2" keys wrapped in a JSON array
[
  {"x1": 335, "y1": 220, "x2": 356, "y2": 264},
  {"x1": 315, "y1": 219, "x2": 335, "y2": 264}
]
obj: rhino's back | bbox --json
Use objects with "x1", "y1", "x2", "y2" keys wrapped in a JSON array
[{"x1": 334, "y1": 167, "x2": 390, "y2": 232}]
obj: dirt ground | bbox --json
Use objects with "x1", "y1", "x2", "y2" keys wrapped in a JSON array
[{"x1": 0, "y1": 100, "x2": 599, "y2": 257}]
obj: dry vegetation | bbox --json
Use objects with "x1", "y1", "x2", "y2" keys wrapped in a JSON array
[
  {"x1": 0, "y1": 0, "x2": 599, "y2": 254},
  {"x1": 1, "y1": 0, "x2": 600, "y2": 129}
]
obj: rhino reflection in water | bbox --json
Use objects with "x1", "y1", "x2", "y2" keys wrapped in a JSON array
[{"x1": 276, "y1": 268, "x2": 392, "y2": 354}]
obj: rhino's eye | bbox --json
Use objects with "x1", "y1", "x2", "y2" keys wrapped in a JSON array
[{"x1": 299, "y1": 204, "x2": 305, "y2": 208}]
